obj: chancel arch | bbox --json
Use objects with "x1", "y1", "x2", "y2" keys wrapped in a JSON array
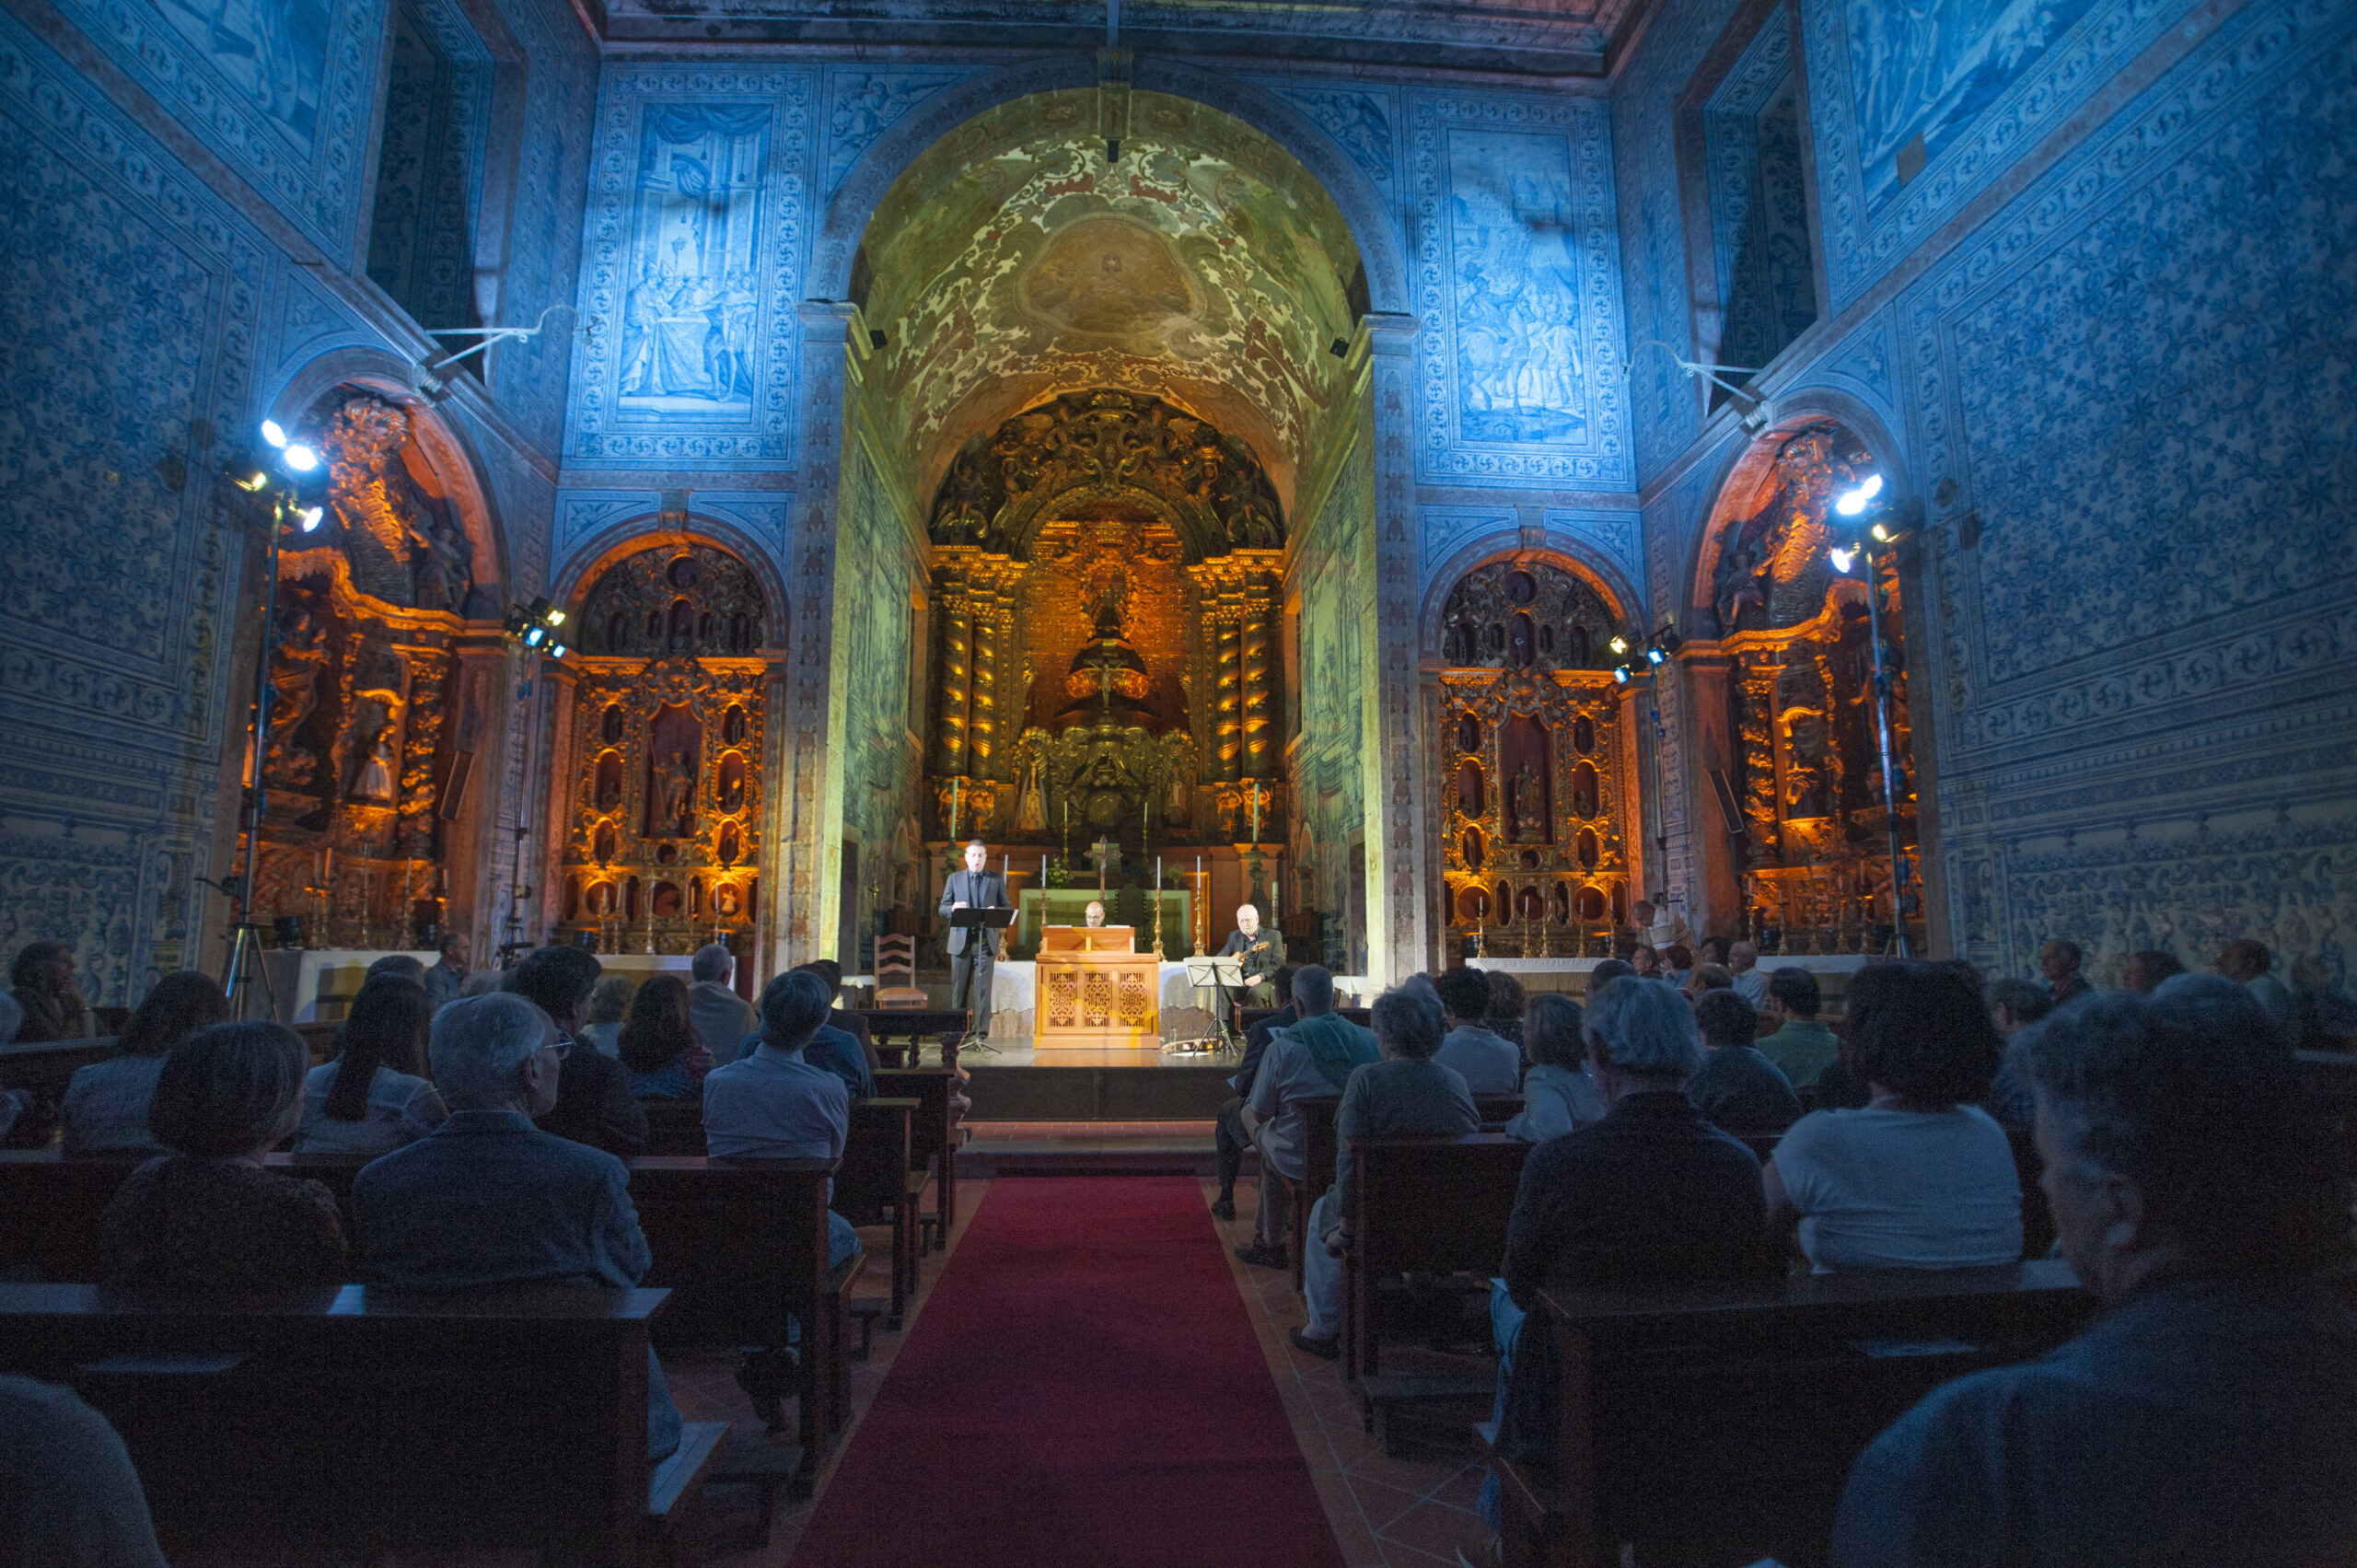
[
  {"x1": 1425, "y1": 553, "x2": 1634, "y2": 959},
  {"x1": 1689, "y1": 417, "x2": 1925, "y2": 955}
]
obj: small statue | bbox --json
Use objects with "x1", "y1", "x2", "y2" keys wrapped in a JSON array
[
  {"x1": 656, "y1": 749, "x2": 695, "y2": 836},
  {"x1": 353, "y1": 728, "x2": 398, "y2": 803},
  {"x1": 1510, "y1": 760, "x2": 1546, "y2": 840}
]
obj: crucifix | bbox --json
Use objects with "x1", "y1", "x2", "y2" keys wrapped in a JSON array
[
  {"x1": 1086, "y1": 833, "x2": 1120, "y2": 890},
  {"x1": 1085, "y1": 649, "x2": 1123, "y2": 719}
]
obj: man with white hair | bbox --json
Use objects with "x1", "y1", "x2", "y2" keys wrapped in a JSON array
[
  {"x1": 687, "y1": 941, "x2": 756, "y2": 1065},
  {"x1": 1213, "y1": 902, "x2": 1286, "y2": 1032},
  {"x1": 1462, "y1": 978, "x2": 1771, "y2": 1566},
  {"x1": 351, "y1": 993, "x2": 683, "y2": 1462},
  {"x1": 1726, "y1": 940, "x2": 1770, "y2": 1007}
]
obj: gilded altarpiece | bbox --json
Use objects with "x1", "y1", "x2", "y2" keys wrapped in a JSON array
[
  {"x1": 923, "y1": 391, "x2": 1290, "y2": 874},
  {"x1": 246, "y1": 395, "x2": 481, "y2": 946},
  {"x1": 1708, "y1": 424, "x2": 1921, "y2": 951},
  {"x1": 556, "y1": 544, "x2": 769, "y2": 954},
  {"x1": 1434, "y1": 563, "x2": 1630, "y2": 958}
]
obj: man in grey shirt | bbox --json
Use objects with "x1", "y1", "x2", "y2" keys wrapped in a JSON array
[
  {"x1": 702, "y1": 970, "x2": 862, "y2": 1271},
  {"x1": 1239, "y1": 968, "x2": 1377, "y2": 1266},
  {"x1": 1434, "y1": 966, "x2": 1521, "y2": 1093},
  {"x1": 423, "y1": 933, "x2": 470, "y2": 1011},
  {"x1": 687, "y1": 943, "x2": 757, "y2": 1064}
]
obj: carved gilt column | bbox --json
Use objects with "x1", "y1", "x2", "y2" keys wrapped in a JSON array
[
  {"x1": 932, "y1": 554, "x2": 975, "y2": 787},
  {"x1": 1238, "y1": 558, "x2": 1281, "y2": 780}
]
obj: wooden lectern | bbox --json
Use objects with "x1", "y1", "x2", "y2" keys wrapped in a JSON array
[{"x1": 1035, "y1": 926, "x2": 1161, "y2": 1050}]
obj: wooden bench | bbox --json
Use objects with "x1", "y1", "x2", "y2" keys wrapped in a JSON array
[
  {"x1": 1283, "y1": 1093, "x2": 1523, "y2": 1294},
  {"x1": 837, "y1": 1098, "x2": 920, "y2": 1328},
  {"x1": 642, "y1": 1098, "x2": 708, "y2": 1156},
  {"x1": 876, "y1": 1065, "x2": 961, "y2": 1239},
  {"x1": 1341, "y1": 1133, "x2": 1532, "y2": 1388},
  {"x1": 2299, "y1": 1050, "x2": 2357, "y2": 1176},
  {"x1": 853, "y1": 1008, "x2": 971, "y2": 1065},
  {"x1": 0, "y1": 1281, "x2": 725, "y2": 1567},
  {"x1": 1478, "y1": 1261, "x2": 2094, "y2": 1567}
]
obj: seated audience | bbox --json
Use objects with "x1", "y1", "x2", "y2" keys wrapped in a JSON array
[
  {"x1": 1433, "y1": 966, "x2": 1521, "y2": 1093},
  {"x1": 1727, "y1": 940, "x2": 1770, "y2": 1006},
  {"x1": 807, "y1": 958, "x2": 879, "y2": 1068},
  {"x1": 295, "y1": 972, "x2": 448, "y2": 1154},
  {"x1": 1237, "y1": 967, "x2": 1377, "y2": 1267},
  {"x1": 2040, "y1": 937, "x2": 2092, "y2": 1005},
  {"x1": 1755, "y1": 966, "x2": 1840, "y2": 1088},
  {"x1": 790, "y1": 963, "x2": 875, "y2": 1099},
  {"x1": 1833, "y1": 991, "x2": 2356, "y2": 1566},
  {"x1": 1629, "y1": 945, "x2": 1661, "y2": 979},
  {"x1": 10, "y1": 938, "x2": 93, "y2": 1042},
  {"x1": 1292, "y1": 982, "x2": 1478, "y2": 1358},
  {"x1": 506, "y1": 946, "x2": 647, "y2": 1156},
  {"x1": 1697, "y1": 935, "x2": 1731, "y2": 968},
  {"x1": 1503, "y1": 993, "x2": 1605, "y2": 1143},
  {"x1": 97, "y1": 1021, "x2": 347, "y2": 1290},
  {"x1": 1586, "y1": 957, "x2": 1636, "y2": 991},
  {"x1": 2147, "y1": 971, "x2": 2292, "y2": 1063},
  {"x1": 1660, "y1": 943, "x2": 1695, "y2": 988},
  {"x1": 458, "y1": 969, "x2": 505, "y2": 1000},
  {"x1": 579, "y1": 974, "x2": 634, "y2": 1057},
  {"x1": 0, "y1": 1376, "x2": 168, "y2": 1566},
  {"x1": 1684, "y1": 989, "x2": 1802, "y2": 1132},
  {"x1": 619, "y1": 974, "x2": 712, "y2": 1099},
  {"x1": 1766, "y1": 961, "x2": 2021, "y2": 1272},
  {"x1": 1484, "y1": 970, "x2": 1527, "y2": 1048},
  {"x1": 2215, "y1": 937, "x2": 2296, "y2": 1044},
  {"x1": 2119, "y1": 947, "x2": 2185, "y2": 993},
  {"x1": 423, "y1": 932, "x2": 471, "y2": 1011},
  {"x1": 351, "y1": 993, "x2": 681, "y2": 1462},
  {"x1": 1684, "y1": 962, "x2": 1735, "y2": 999},
  {"x1": 366, "y1": 954, "x2": 426, "y2": 985},
  {"x1": 702, "y1": 970, "x2": 864, "y2": 1269},
  {"x1": 1214, "y1": 964, "x2": 1299, "y2": 1222},
  {"x1": 1980, "y1": 976, "x2": 2056, "y2": 1130},
  {"x1": 64, "y1": 970, "x2": 230, "y2": 1156},
  {"x1": 688, "y1": 943, "x2": 757, "y2": 1065},
  {"x1": 1469, "y1": 977, "x2": 1771, "y2": 1562}
]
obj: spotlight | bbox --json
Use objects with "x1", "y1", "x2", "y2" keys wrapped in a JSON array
[
  {"x1": 1829, "y1": 545, "x2": 1859, "y2": 574},
  {"x1": 1870, "y1": 521, "x2": 1891, "y2": 542},
  {"x1": 1608, "y1": 634, "x2": 1630, "y2": 656},
  {"x1": 1644, "y1": 645, "x2": 1666, "y2": 666},
  {"x1": 282, "y1": 443, "x2": 319, "y2": 473},
  {"x1": 543, "y1": 607, "x2": 565, "y2": 628},
  {"x1": 226, "y1": 452, "x2": 272, "y2": 492},
  {"x1": 523, "y1": 625, "x2": 546, "y2": 648},
  {"x1": 1612, "y1": 665, "x2": 1632, "y2": 685},
  {"x1": 260, "y1": 420, "x2": 288, "y2": 449},
  {"x1": 547, "y1": 642, "x2": 568, "y2": 660},
  {"x1": 1834, "y1": 473, "x2": 1884, "y2": 517},
  {"x1": 527, "y1": 597, "x2": 555, "y2": 624},
  {"x1": 296, "y1": 505, "x2": 324, "y2": 532},
  {"x1": 1653, "y1": 626, "x2": 1684, "y2": 656}
]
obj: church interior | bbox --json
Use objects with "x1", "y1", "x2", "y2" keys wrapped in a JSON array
[{"x1": 1, "y1": 0, "x2": 2352, "y2": 1561}]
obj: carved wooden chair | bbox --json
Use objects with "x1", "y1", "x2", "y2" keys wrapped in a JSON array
[{"x1": 873, "y1": 935, "x2": 928, "y2": 1009}]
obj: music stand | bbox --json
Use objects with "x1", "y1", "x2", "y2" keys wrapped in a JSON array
[
  {"x1": 1187, "y1": 955, "x2": 1248, "y2": 1051},
  {"x1": 950, "y1": 906, "x2": 1016, "y2": 1053}
]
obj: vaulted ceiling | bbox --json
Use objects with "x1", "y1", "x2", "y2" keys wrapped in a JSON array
[{"x1": 853, "y1": 88, "x2": 1364, "y2": 514}]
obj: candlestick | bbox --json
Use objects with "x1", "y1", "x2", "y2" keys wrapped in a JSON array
[
  {"x1": 949, "y1": 777, "x2": 962, "y2": 842},
  {"x1": 1249, "y1": 782, "x2": 1260, "y2": 845}
]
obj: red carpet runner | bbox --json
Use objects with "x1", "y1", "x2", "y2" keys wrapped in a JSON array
[{"x1": 791, "y1": 1177, "x2": 1348, "y2": 1568}]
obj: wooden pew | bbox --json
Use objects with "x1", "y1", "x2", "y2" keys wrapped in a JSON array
[
  {"x1": 853, "y1": 1008, "x2": 970, "y2": 1065},
  {"x1": 1341, "y1": 1133, "x2": 1532, "y2": 1384},
  {"x1": 2299, "y1": 1050, "x2": 2357, "y2": 1177},
  {"x1": 641, "y1": 1098, "x2": 707, "y2": 1156},
  {"x1": 836, "y1": 1098, "x2": 919, "y2": 1328},
  {"x1": 0, "y1": 1281, "x2": 725, "y2": 1567},
  {"x1": 1479, "y1": 1261, "x2": 2093, "y2": 1568},
  {"x1": 0, "y1": 1035, "x2": 119, "y2": 1147},
  {"x1": 876, "y1": 1065, "x2": 960, "y2": 1238},
  {"x1": 1285, "y1": 1094, "x2": 1523, "y2": 1294}
]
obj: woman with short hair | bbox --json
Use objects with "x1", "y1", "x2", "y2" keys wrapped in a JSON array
[
  {"x1": 1504, "y1": 993, "x2": 1606, "y2": 1143},
  {"x1": 62, "y1": 971, "x2": 230, "y2": 1156},
  {"x1": 580, "y1": 974, "x2": 636, "y2": 1057},
  {"x1": 1765, "y1": 960, "x2": 2021, "y2": 1272},
  {"x1": 96, "y1": 1022, "x2": 348, "y2": 1290},
  {"x1": 293, "y1": 973, "x2": 448, "y2": 1155},
  {"x1": 617, "y1": 975, "x2": 711, "y2": 1099}
]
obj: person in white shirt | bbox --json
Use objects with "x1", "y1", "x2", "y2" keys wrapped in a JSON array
[
  {"x1": 1766, "y1": 960, "x2": 2021, "y2": 1272},
  {"x1": 295, "y1": 971, "x2": 447, "y2": 1154},
  {"x1": 1433, "y1": 966, "x2": 1521, "y2": 1094},
  {"x1": 1503, "y1": 993, "x2": 1606, "y2": 1143},
  {"x1": 1727, "y1": 941, "x2": 1771, "y2": 1007}
]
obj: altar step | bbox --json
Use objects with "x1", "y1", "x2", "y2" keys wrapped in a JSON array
[{"x1": 958, "y1": 1121, "x2": 1232, "y2": 1179}]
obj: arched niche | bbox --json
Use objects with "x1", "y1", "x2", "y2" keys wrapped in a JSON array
[
  {"x1": 551, "y1": 515, "x2": 791, "y2": 645},
  {"x1": 1417, "y1": 540, "x2": 1638, "y2": 665}
]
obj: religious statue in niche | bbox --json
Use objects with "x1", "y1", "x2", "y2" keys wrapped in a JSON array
[
  {"x1": 352, "y1": 729, "x2": 398, "y2": 803},
  {"x1": 1709, "y1": 423, "x2": 1871, "y2": 636},
  {"x1": 714, "y1": 884, "x2": 741, "y2": 917},
  {"x1": 1510, "y1": 760, "x2": 1547, "y2": 842},
  {"x1": 319, "y1": 396, "x2": 473, "y2": 612},
  {"x1": 1439, "y1": 562, "x2": 1617, "y2": 674},
  {"x1": 1014, "y1": 740, "x2": 1050, "y2": 833},
  {"x1": 265, "y1": 608, "x2": 328, "y2": 788},
  {"x1": 652, "y1": 750, "x2": 695, "y2": 838}
]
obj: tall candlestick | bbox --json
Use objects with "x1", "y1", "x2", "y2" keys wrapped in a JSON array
[
  {"x1": 949, "y1": 777, "x2": 962, "y2": 842},
  {"x1": 1249, "y1": 782, "x2": 1260, "y2": 845}
]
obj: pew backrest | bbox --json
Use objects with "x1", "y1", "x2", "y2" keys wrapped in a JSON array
[{"x1": 1349, "y1": 1133, "x2": 1531, "y2": 1278}]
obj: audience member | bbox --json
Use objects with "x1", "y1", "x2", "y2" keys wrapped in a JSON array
[
  {"x1": 295, "y1": 971, "x2": 448, "y2": 1154},
  {"x1": 2119, "y1": 948, "x2": 2185, "y2": 993},
  {"x1": 688, "y1": 943, "x2": 758, "y2": 1065},
  {"x1": 1766, "y1": 961, "x2": 2020, "y2": 1272},
  {"x1": 1980, "y1": 977, "x2": 2056, "y2": 1130},
  {"x1": 1684, "y1": 962, "x2": 1735, "y2": 999},
  {"x1": 506, "y1": 947, "x2": 647, "y2": 1156},
  {"x1": 1684, "y1": 989, "x2": 1802, "y2": 1132},
  {"x1": 11, "y1": 938, "x2": 94, "y2": 1042},
  {"x1": 1483, "y1": 969, "x2": 1527, "y2": 1048},
  {"x1": 789, "y1": 963, "x2": 875, "y2": 1099},
  {"x1": 1727, "y1": 940, "x2": 1770, "y2": 1006},
  {"x1": 1213, "y1": 964, "x2": 1299, "y2": 1221},
  {"x1": 580, "y1": 974, "x2": 634, "y2": 1057},
  {"x1": 63, "y1": 970, "x2": 230, "y2": 1156},
  {"x1": 0, "y1": 995, "x2": 24, "y2": 1144},
  {"x1": 1661, "y1": 944, "x2": 1695, "y2": 987},
  {"x1": 807, "y1": 959, "x2": 878, "y2": 1069},
  {"x1": 458, "y1": 969, "x2": 505, "y2": 1000},
  {"x1": 1292, "y1": 983, "x2": 1478, "y2": 1359},
  {"x1": 618, "y1": 974, "x2": 712, "y2": 1099},
  {"x1": 1433, "y1": 966, "x2": 1520, "y2": 1092},
  {"x1": 1236, "y1": 967, "x2": 1377, "y2": 1267},
  {"x1": 1469, "y1": 978, "x2": 1771, "y2": 1563},
  {"x1": 2146, "y1": 972, "x2": 2292, "y2": 1063},
  {"x1": 1586, "y1": 958, "x2": 1636, "y2": 991},
  {"x1": 0, "y1": 1376, "x2": 168, "y2": 1566},
  {"x1": 423, "y1": 932, "x2": 471, "y2": 1010},
  {"x1": 97, "y1": 1021, "x2": 347, "y2": 1290},
  {"x1": 2040, "y1": 938, "x2": 2091, "y2": 1005},
  {"x1": 1833, "y1": 991, "x2": 2355, "y2": 1566},
  {"x1": 351, "y1": 993, "x2": 681, "y2": 1461},
  {"x1": 702, "y1": 970, "x2": 864, "y2": 1270},
  {"x1": 2215, "y1": 938, "x2": 2296, "y2": 1043},
  {"x1": 1755, "y1": 967, "x2": 1839, "y2": 1088},
  {"x1": 1631, "y1": 899, "x2": 1689, "y2": 952},
  {"x1": 1629, "y1": 945, "x2": 1661, "y2": 979},
  {"x1": 1503, "y1": 993, "x2": 1605, "y2": 1143},
  {"x1": 1697, "y1": 935, "x2": 1731, "y2": 968},
  {"x1": 366, "y1": 954, "x2": 426, "y2": 986}
]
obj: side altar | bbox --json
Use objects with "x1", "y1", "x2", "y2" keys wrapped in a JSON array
[{"x1": 1034, "y1": 925, "x2": 1160, "y2": 1051}]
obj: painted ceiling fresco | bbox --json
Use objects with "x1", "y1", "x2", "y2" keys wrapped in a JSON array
[{"x1": 853, "y1": 89, "x2": 1363, "y2": 510}]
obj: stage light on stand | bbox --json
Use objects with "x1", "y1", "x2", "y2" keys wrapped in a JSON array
[
  {"x1": 1829, "y1": 545, "x2": 1859, "y2": 574},
  {"x1": 1644, "y1": 645, "x2": 1666, "y2": 666},
  {"x1": 296, "y1": 505, "x2": 324, "y2": 532},
  {"x1": 282, "y1": 444, "x2": 319, "y2": 473},
  {"x1": 1871, "y1": 521, "x2": 1892, "y2": 542},
  {"x1": 226, "y1": 454, "x2": 272, "y2": 492},
  {"x1": 260, "y1": 421, "x2": 288, "y2": 449},
  {"x1": 1612, "y1": 665, "x2": 1632, "y2": 685},
  {"x1": 1834, "y1": 473, "x2": 1884, "y2": 517},
  {"x1": 1608, "y1": 634, "x2": 1630, "y2": 656}
]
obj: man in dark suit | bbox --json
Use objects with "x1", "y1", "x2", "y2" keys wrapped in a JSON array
[
  {"x1": 1214, "y1": 903, "x2": 1286, "y2": 1032},
  {"x1": 938, "y1": 840, "x2": 1008, "y2": 1042}
]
